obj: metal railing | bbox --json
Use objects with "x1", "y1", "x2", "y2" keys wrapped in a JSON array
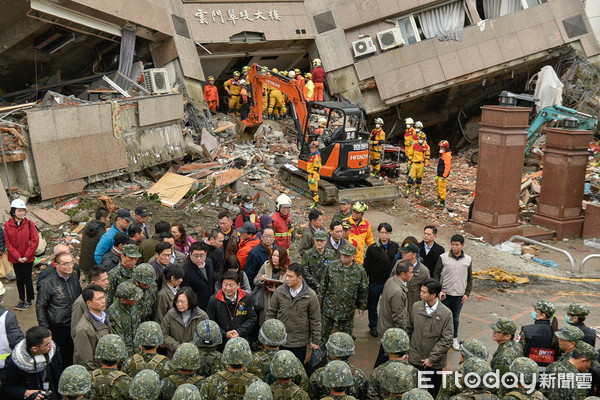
[
  {"x1": 580, "y1": 254, "x2": 600, "y2": 274},
  {"x1": 507, "y1": 235, "x2": 576, "y2": 273}
]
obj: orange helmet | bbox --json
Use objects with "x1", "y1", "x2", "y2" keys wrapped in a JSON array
[
  {"x1": 310, "y1": 140, "x2": 319, "y2": 147},
  {"x1": 439, "y1": 140, "x2": 450, "y2": 149}
]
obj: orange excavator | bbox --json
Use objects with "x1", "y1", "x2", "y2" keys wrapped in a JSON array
[{"x1": 237, "y1": 63, "x2": 399, "y2": 204}]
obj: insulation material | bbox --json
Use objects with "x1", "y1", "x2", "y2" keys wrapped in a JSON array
[{"x1": 533, "y1": 65, "x2": 564, "y2": 112}]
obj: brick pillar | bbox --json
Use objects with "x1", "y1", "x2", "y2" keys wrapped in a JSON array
[
  {"x1": 530, "y1": 127, "x2": 591, "y2": 239},
  {"x1": 465, "y1": 105, "x2": 531, "y2": 244}
]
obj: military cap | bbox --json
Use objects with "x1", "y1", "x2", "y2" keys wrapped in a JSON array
[
  {"x1": 341, "y1": 220, "x2": 352, "y2": 230},
  {"x1": 400, "y1": 242, "x2": 419, "y2": 254},
  {"x1": 326, "y1": 332, "x2": 355, "y2": 357},
  {"x1": 58, "y1": 365, "x2": 92, "y2": 397},
  {"x1": 222, "y1": 337, "x2": 253, "y2": 366},
  {"x1": 339, "y1": 243, "x2": 357, "y2": 256},
  {"x1": 323, "y1": 360, "x2": 353, "y2": 388},
  {"x1": 490, "y1": 317, "x2": 517, "y2": 336},
  {"x1": 95, "y1": 334, "x2": 128, "y2": 361},
  {"x1": 382, "y1": 362, "x2": 414, "y2": 394},
  {"x1": 172, "y1": 343, "x2": 201, "y2": 370},
  {"x1": 116, "y1": 281, "x2": 143, "y2": 301},
  {"x1": 382, "y1": 328, "x2": 410, "y2": 353},
  {"x1": 532, "y1": 300, "x2": 555, "y2": 317},
  {"x1": 555, "y1": 326, "x2": 584, "y2": 342},
  {"x1": 259, "y1": 319, "x2": 287, "y2": 347},
  {"x1": 244, "y1": 381, "x2": 274, "y2": 400},
  {"x1": 194, "y1": 319, "x2": 223, "y2": 347},
  {"x1": 129, "y1": 369, "x2": 161, "y2": 400},
  {"x1": 575, "y1": 341, "x2": 599, "y2": 362},
  {"x1": 314, "y1": 230, "x2": 328, "y2": 241},
  {"x1": 565, "y1": 303, "x2": 590, "y2": 317},
  {"x1": 509, "y1": 357, "x2": 539, "y2": 385},
  {"x1": 134, "y1": 321, "x2": 163, "y2": 347},
  {"x1": 133, "y1": 263, "x2": 156, "y2": 285},
  {"x1": 461, "y1": 358, "x2": 492, "y2": 387},
  {"x1": 403, "y1": 388, "x2": 434, "y2": 400},
  {"x1": 459, "y1": 339, "x2": 489, "y2": 361},
  {"x1": 122, "y1": 244, "x2": 142, "y2": 258},
  {"x1": 339, "y1": 198, "x2": 351, "y2": 204},
  {"x1": 173, "y1": 383, "x2": 201, "y2": 400},
  {"x1": 271, "y1": 350, "x2": 299, "y2": 379}
]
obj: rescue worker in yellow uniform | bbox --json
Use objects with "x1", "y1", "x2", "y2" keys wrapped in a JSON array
[
  {"x1": 307, "y1": 140, "x2": 322, "y2": 209},
  {"x1": 268, "y1": 69, "x2": 286, "y2": 120},
  {"x1": 406, "y1": 137, "x2": 430, "y2": 198},
  {"x1": 304, "y1": 73, "x2": 314, "y2": 101},
  {"x1": 369, "y1": 117, "x2": 385, "y2": 177},
  {"x1": 436, "y1": 140, "x2": 452, "y2": 208},
  {"x1": 224, "y1": 71, "x2": 242, "y2": 116},
  {"x1": 241, "y1": 65, "x2": 250, "y2": 79},
  {"x1": 414, "y1": 121, "x2": 427, "y2": 141},
  {"x1": 404, "y1": 118, "x2": 416, "y2": 175}
]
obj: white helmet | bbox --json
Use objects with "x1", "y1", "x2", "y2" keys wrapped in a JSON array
[
  {"x1": 318, "y1": 117, "x2": 327, "y2": 127},
  {"x1": 375, "y1": 118, "x2": 384, "y2": 125},
  {"x1": 288, "y1": 71, "x2": 296, "y2": 78},
  {"x1": 404, "y1": 117, "x2": 414, "y2": 125},
  {"x1": 240, "y1": 79, "x2": 247, "y2": 85},
  {"x1": 312, "y1": 58, "x2": 322, "y2": 67},
  {"x1": 275, "y1": 194, "x2": 292, "y2": 211},
  {"x1": 414, "y1": 121, "x2": 423, "y2": 129},
  {"x1": 10, "y1": 199, "x2": 26, "y2": 209}
]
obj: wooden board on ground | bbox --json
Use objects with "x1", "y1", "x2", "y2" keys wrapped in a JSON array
[
  {"x1": 213, "y1": 169, "x2": 245, "y2": 188},
  {"x1": 213, "y1": 122, "x2": 234, "y2": 133},
  {"x1": 29, "y1": 206, "x2": 70, "y2": 225},
  {"x1": 147, "y1": 172, "x2": 197, "y2": 207}
]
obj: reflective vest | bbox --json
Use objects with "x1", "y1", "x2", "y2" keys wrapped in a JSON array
[{"x1": 0, "y1": 311, "x2": 10, "y2": 368}]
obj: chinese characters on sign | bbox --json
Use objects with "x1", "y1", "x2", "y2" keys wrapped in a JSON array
[{"x1": 194, "y1": 8, "x2": 281, "y2": 25}]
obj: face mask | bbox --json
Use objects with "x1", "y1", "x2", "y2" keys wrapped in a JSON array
[
  {"x1": 375, "y1": 124, "x2": 381, "y2": 128},
  {"x1": 565, "y1": 315, "x2": 573, "y2": 324},
  {"x1": 418, "y1": 140, "x2": 424, "y2": 145},
  {"x1": 416, "y1": 128, "x2": 421, "y2": 132},
  {"x1": 406, "y1": 125, "x2": 411, "y2": 129},
  {"x1": 439, "y1": 149, "x2": 444, "y2": 154},
  {"x1": 244, "y1": 203, "x2": 254, "y2": 211},
  {"x1": 531, "y1": 310, "x2": 537, "y2": 320}
]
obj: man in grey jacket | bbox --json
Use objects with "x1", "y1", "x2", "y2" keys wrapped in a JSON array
[{"x1": 405, "y1": 277, "x2": 453, "y2": 398}]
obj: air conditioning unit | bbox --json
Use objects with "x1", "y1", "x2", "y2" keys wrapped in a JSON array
[
  {"x1": 352, "y1": 37, "x2": 376, "y2": 58},
  {"x1": 377, "y1": 27, "x2": 405, "y2": 51},
  {"x1": 142, "y1": 68, "x2": 170, "y2": 94}
]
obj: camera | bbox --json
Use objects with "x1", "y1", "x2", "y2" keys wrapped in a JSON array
[{"x1": 28, "y1": 390, "x2": 52, "y2": 400}]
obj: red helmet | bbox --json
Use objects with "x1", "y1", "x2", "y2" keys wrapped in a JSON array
[{"x1": 438, "y1": 140, "x2": 450, "y2": 149}]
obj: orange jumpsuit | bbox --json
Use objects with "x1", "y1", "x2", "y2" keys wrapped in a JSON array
[{"x1": 203, "y1": 84, "x2": 219, "y2": 112}]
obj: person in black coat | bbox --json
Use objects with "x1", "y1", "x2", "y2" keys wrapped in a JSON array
[
  {"x1": 419, "y1": 225, "x2": 445, "y2": 274},
  {"x1": 181, "y1": 242, "x2": 215, "y2": 311}
]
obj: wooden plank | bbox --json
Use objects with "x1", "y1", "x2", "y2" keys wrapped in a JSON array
[
  {"x1": 147, "y1": 172, "x2": 197, "y2": 207},
  {"x1": 521, "y1": 170, "x2": 543, "y2": 183},
  {"x1": 29, "y1": 206, "x2": 70, "y2": 225},
  {"x1": 213, "y1": 168, "x2": 245, "y2": 188},
  {"x1": 0, "y1": 103, "x2": 37, "y2": 112},
  {"x1": 213, "y1": 122, "x2": 234, "y2": 133}
]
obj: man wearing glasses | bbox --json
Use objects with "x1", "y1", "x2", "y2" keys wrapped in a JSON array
[
  {"x1": 182, "y1": 242, "x2": 215, "y2": 312},
  {"x1": 36, "y1": 251, "x2": 82, "y2": 368}
]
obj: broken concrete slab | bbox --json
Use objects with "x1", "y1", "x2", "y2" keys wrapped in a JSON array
[
  {"x1": 29, "y1": 206, "x2": 70, "y2": 226},
  {"x1": 147, "y1": 172, "x2": 197, "y2": 207},
  {"x1": 213, "y1": 169, "x2": 245, "y2": 188}
]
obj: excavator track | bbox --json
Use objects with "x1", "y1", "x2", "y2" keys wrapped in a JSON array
[{"x1": 278, "y1": 164, "x2": 399, "y2": 205}]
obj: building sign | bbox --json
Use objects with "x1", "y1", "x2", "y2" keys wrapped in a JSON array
[{"x1": 194, "y1": 8, "x2": 282, "y2": 25}]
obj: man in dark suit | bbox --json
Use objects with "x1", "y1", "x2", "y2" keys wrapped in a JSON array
[
  {"x1": 419, "y1": 225, "x2": 445, "y2": 274},
  {"x1": 181, "y1": 242, "x2": 215, "y2": 311}
]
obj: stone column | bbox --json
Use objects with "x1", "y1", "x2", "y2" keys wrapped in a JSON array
[
  {"x1": 530, "y1": 127, "x2": 591, "y2": 239},
  {"x1": 465, "y1": 105, "x2": 531, "y2": 244}
]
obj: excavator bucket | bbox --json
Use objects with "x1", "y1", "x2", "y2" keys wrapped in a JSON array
[{"x1": 235, "y1": 120, "x2": 259, "y2": 142}]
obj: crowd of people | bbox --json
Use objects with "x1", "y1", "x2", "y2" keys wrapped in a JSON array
[{"x1": 0, "y1": 196, "x2": 598, "y2": 400}]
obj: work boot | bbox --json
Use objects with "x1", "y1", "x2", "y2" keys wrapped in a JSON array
[
  {"x1": 308, "y1": 202, "x2": 318, "y2": 210},
  {"x1": 405, "y1": 186, "x2": 411, "y2": 197},
  {"x1": 415, "y1": 187, "x2": 420, "y2": 198},
  {"x1": 369, "y1": 327, "x2": 378, "y2": 337},
  {"x1": 453, "y1": 338, "x2": 460, "y2": 351},
  {"x1": 436, "y1": 200, "x2": 446, "y2": 208}
]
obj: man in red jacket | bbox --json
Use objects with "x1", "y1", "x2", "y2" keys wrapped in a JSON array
[
  {"x1": 237, "y1": 222, "x2": 260, "y2": 270},
  {"x1": 311, "y1": 58, "x2": 325, "y2": 101},
  {"x1": 272, "y1": 194, "x2": 292, "y2": 249}
]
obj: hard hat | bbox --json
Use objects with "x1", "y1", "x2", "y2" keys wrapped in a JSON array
[
  {"x1": 382, "y1": 362, "x2": 414, "y2": 394},
  {"x1": 222, "y1": 337, "x2": 253, "y2": 365},
  {"x1": 58, "y1": 365, "x2": 92, "y2": 397},
  {"x1": 275, "y1": 194, "x2": 292, "y2": 210},
  {"x1": 133, "y1": 263, "x2": 156, "y2": 285},
  {"x1": 438, "y1": 140, "x2": 450, "y2": 149},
  {"x1": 207, "y1": 76, "x2": 215, "y2": 81},
  {"x1": 381, "y1": 328, "x2": 409, "y2": 353},
  {"x1": 510, "y1": 357, "x2": 539, "y2": 385},
  {"x1": 310, "y1": 140, "x2": 319, "y2": 148},
  {"x1": 459, "y1": 339, "x2": 489, "y2": 361},
  {"x1": 288, "y1": 71, "x2": 296, "y2": 78},
  {"x1": 240, "y1": 79, "x2": 247, "y2": 85},
  {"x1": 172, "y1": 343, "x2": 201, "y2": 370},
  {"x1": 134, "y1": 321, "x2": 164, "y2": 347},
  {"x1": 322, "y1": 360, "x2": 353, "y2": 387},
  {"x1": 414, "y1": 121, "x2": 423, "y2": 129},
  {"x1": 281, "y1": 70, "x2": 288, "y2": 77},
  {"x1": 173, "y1": 384, "x2": 201, "y2": 400},
  {"x1": 294, "y1": 68, "x2": 301, "y2": 74},
  {"x1": 272, "y1": 68, "x2": 279, "y2": 74},
  {"x1": 194, "y1": 319, "x2": 222, "y2": 347},
  {"x1": 312, "y1": 58, "x2": 322, "y2": 66},
  {"x1": 244, "y1": 381, "x2": 273, "y2": 400},
  {"x1": 352, "y1": 201, "x2": 368, "y2": 213},
  {"x1": 10, "y1": 199, "x2": 26, "y2": 209},
  {"x1": 233, "y1": 71, "x2": 241, "y2": 77},
  {"x1": 259, "y1": 319, "x2": 287, "y2": 347},
  {"x1": 270, "y1": 350, "x2": 299, "y2": 379},
  {"x1": 460, "y1": 358, "x2": 492, "y2": 388},
  {"x1": 318, "y1": 117, "x2": 327, "y2": 127},
  {"x1": 305, "y1": 72, "x2": 312, "y2": 79},
  {"x1": 375, "y1": 117, "x2": 384, "y2": 125},
  {"x1": 326, "y1": 332, "x2": 355, "y2": 357},
  {"x1": 403, "y1": 389, "x2": 434, "y2": 400},
  {"x1": 95, "y1": 334, "x2": 128, "y2": 361},
  {"x1": 129, "y1": 369, "x2": 161, "y2": 400},
  {"x1": 404, "y1": 117, "x2": 414, "y2": 125},
  {"x1": 242, "y1": 66, "x2": 250, "y2": 73}
]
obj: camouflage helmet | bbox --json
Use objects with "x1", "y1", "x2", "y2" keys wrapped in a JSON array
[
  {"x1": 58, "y1": 365, "x2": 92, "y2": 397},
  {"x1": 129, "y1": 369, "x2": 161, "y2": 400},
  {"x1": 489, "y1": 317, "x2": 517, "y2": 336},
  {"x1": 565, "y1": 303, "x2": 590, "y2": 318},
  {"x1": 259, "y1": 319, "x2": 287, "y2": 347},
  {"x1": 509, "y1": 357, "x2": 539, "y2": 384},
  {"x1": 381, "y1": 328, "x2": 409, "y2": 353},
  {"x1": 194, "y1": 319, "x2": 223, "y2": 347},
  {"x1": 555, "y1": 325, "x2": 584, "y2": 342},
  {"x1": 326, "y1": 332, "x2": 355, "y2": 358},
  {"x1": 532, "y1": 300, "x2": 556, "y2": 317},
  {"x1": 172, "y1": 383, "x2": 201, "y2": 400},
  {"x1": 459, "y1": 339, "x2": 489, "y2": 361},
  {"x1": 403, "y1": 388, "x2": 434, "y2": 400},
  {"x1": 222, "y1": 337, "x2": 253, "y2": 365},
  {"x1": 322, "y1": 360, "x2": 353, "y2": 388},
  {"x1": 172, "y1": 343, "x2": 201, "y2": 370},
  {"x1": 382, "y1": 362, "x2": 414, "y2": 394},
  {"x1": 95, "y1": 334, "x2": 128, "y2": 361},
  {"x1": 585, "y1": 398, "x2": 600, "y2": 400},
  {"x1": 339, "y1": 243, "x2": 357, "y2": 256},
  {"x1": 575, "y1": 341, "x2": 599, "y2": 361},
  {"x1": 133, "y1": 263, "x2": 156, "y2": 285},
  {"x1": 244, "y1": 381, "x2": 274, "y2": 400},
  {"x1": 461, "y1": 358, "x2": 492, "y2": 388},
  {"x1": 134, "y1": 321, "x2": 164, "y2": 347},
  {"x1": 122, "y1": 244, "x2": 142, "y2": 258},
  {"x1": 270, "y1": 350, "x2": 300, "y2": 378},
  {"x1": 314, "y1": 230, "x2": 328, "y2": 241},
  {"x1": 116, "y1": 281, "x2": 143, "y2": 301}
]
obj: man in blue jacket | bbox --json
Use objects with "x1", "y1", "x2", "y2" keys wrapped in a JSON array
[
  {"x1": 94, "y1": 209, "x2": 133, "y2": 264},
  {"x1": 244, "y1": 226, "x2": 275, "y2": 286}
]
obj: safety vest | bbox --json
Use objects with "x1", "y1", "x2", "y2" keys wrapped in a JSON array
[
  {"x1": 0, "y1": 311, "x2": 11, "y2": 368},
  {"x1": 216, "y1": 370, "x2": 253, "y2": 399},
  {"x1": 91, "y1": 369, "x2": 128, "y2": 399}
]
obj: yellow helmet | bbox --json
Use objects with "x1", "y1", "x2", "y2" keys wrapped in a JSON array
[
  {"x1": 281, "y1": 70, "x2": 288, "y2": 77},
  {"x1": 305, "y1": 73, "x2": 312, "y2": 79},
  {"x1": 242, "y1": 66, "x2": 250, "y2": 73},
  {"x1": 352, "y1": 201, "x2": 368, "y2": 213},
  {"x1": 233, "y1": 71, "x2": 240, "y2": 77},
  {"x1": 272, "y1": 68, "x2": 279, "y2": 74},
  {"x1": 294, "y1": 68, "x2": 301, "y2": 75},
  {"x1": 207, "y1": 76, "x2": 214, "y2": 81}
]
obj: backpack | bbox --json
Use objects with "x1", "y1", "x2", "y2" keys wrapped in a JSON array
[
  {"x1": 216, "y1": 370, "x2": 253, "y2": 399},
  {"x1": 132, "y1": 354, "x2": 164, "y2": 373},
  {"x1": 272, "y1": 384, "x2": 301, "y2": 400},
  {"x1": 91, "y1": 369, "x2": 127, "y2": 399}
]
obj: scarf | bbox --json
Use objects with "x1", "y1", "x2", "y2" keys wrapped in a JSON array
[{"x1": 11, "y1": 339, "x2": 56, "y2": 373}]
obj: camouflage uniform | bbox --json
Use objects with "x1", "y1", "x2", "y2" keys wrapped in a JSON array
[
  {"x1": 544, "y1": 342, "x2": 597, "y2": 400},
  {"x1": 404, "y1": 388, "x2": 434, "y2": 400},
  {"x1": 173, "y1": 383, "x2": 202, "y2": 400},
  {"x1": 247, "y1": 349, "x2": 309, "y2": 390},
  {"x1": 564, "y1": 303, "x2": 596, "y2": 347},
  {"x1": 105, "y1": 244, "x2": 141, "y2": 307},
  {"x1": 503, "y1": 357, "x2": 547, "y2": 400},
  {"x1": 132, "y1": 263, "x2": 158, "y2": 321},
  {"x1": 120, "y1": 321, "x2": 173, "y2": 379},
  {"x1": 244, "y1": 381, "x2": 274, "y2": 400},
  {"x1": 129, "y1": 369, "x2": 161, "y2": 400},
  {"x1": 319, "y1": 244, "x2": 368, "y2": 341},
  {"x1": 302, "y1": 236, "x2": 338, "y2": 292},
  {"x1": 194, "y1": 319, "x2": 226, "y2": 376},
  {"x1": 320, "y1": 360, "x2": 358, "y2": 400},
  {"x1": 490, "y1": 318, "x2": 522, "y2": 376},
  {"x1": 107, "y1": 281, "x2": 143, "y2": 356},
  {"x1": 89, "y1": 334, "x2": 131, "y2": 400},
  {"x1": 271, "y1": 381, "x2": 310, "y2": 400},
  {"x1": 269, "y1": 350, "x2": 310, "y2": 399},
  {"x1": 59, "y1": 365, "x2": 92, "y2": 398},
  {"x1": 310, "y1": 364, "x2": 367, "y2": 399},
  {"x1": 554, "y1": 325, "x2": 584, "y2": 362},
  {"x1": 331, "y1": 200, "x2": 352, "y2": 224},
  {"x1": 449, "y1": 358, "x2": 500, "y2": 400},
  {"x1": 438, "y1": 340, "x2": 490, "y2": 400},
  {"x1": 380, "y1": 362, "x2": 415, "y2": 398},
  {"x1": 161, "y1": 343, "x2": 205, "y2": 399}
]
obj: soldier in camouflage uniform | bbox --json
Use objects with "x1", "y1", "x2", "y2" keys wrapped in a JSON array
[
  {"x1": 105, "y1": 244, "x2": 141, "y2": 307},
  {"x1": 58, "y1": 365, "x2": 92, "y2": 399},
  {"x1": 161, "y1": 342, "x2": 205, "y2": 399},
  {"x1": 368, "y1": 328, "x2": 418, "y2": 399},
  {"x1": 331, "y1": 198, "x2": 352, "y2": 224},
  {"x1": 381, "y1": 362, "x2": 415, "y2": 399},
  {"x1": 490, "y1": 317, "x2": 523, "y2": 376},
  {"x1": 503, "y1": 357, "x2": 547, "y2": 400},
  {"x1": 321, "y1": 360, "x2": 357, "y2": 400},
  {"x1": 132, "y1": 263, "x2": 158, "y2": 321},
  {"x1": 310, "y1": 332, "x2": 368, "y2": 399},
  {"x1": 405, "y1": 388, "x2": 435, "y2": 400},
  {"x1": 302, "y1": 230, "x2": 338, "y2": 292},
  {"x1": 173, "y1": 383, "x2": 202, "y2": 400},
  {"x1": 120, "y1": 321, "x2": 174, "y2": 379},
  {"x1": 554, "y1": 325, "x2": 584, "y2": 362},
  {"x1": 194, "y1": 319, "x2": 227, "y2": 376},
  {"x1": 438, "y1": 339, "x2": 490, "y2": 400},
  {"x1": 449, "y1": 358, "x2": 500, "y2": 400},
  {"x1": 129, "y1": 369, "x2": 161, "y2": 400},
  {"x1": 544, "y1": 341, "x2": 598, "y2": 400},
  {"x1": 89, "y1": 334, "x2": 131, "y2": 400},
  {"x1": 200, "y1": 337, "x2": 262, "y2": 400},
  {"x1": 270, "y1": 350, "x2": 310, "y2": 399},
  {"x1": 564, "y1": 303, "x2": 596, "y2": 347},
  {"x1": 319, "y1": 244, "x2": 368, "y2": 342},
  {"x1": 245, "y1": 381, "x2": 274, "y2": 400},
  {"x1": 107, "y1": 281, "x2": 142, "y2": 355}
]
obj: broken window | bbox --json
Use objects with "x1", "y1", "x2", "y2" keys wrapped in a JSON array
[
  {"x1": 479, "y1": 0, "x2": 540, "y2": 19},
  {"x1": 417, "y1": 1, "x2": 465, "y2": 40}
]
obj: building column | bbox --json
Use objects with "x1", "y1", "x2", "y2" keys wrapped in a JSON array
[
  {"x1": 465, "y1": 105, "x2": 531, "y2": 245},
  {"x1": 530, "y1": 127, "x2": 592, "y2": 239}
]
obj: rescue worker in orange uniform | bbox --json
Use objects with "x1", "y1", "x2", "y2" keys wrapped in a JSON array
[
  {"x1": 369, "y1": 117, "x2": 385, "y2": 177},
  {"x1": 312, "y1": 58, "x2": 325, "y2": 101},
  {"x1": 344, "y1": 201, "x2": 374, "y2": 264},
  {"x1": 268, "y1": 69, "x2": 286, "y2": 120},
  {"x1": 406, "y1": 136, "x2": 430, "y2": 198},
  {"x1": 295, "y1": 68, "x2": 305, "y2": 90},
  {"x1": 224, "y1": 71, "x2": 242, "y2": 116},
  {"x1": 436, "y1": 140, "x2": 452, "y2": 208},
  {"x1": 304, "y1": 73, "x2": 314, "y2": 101},
  {"x1": 239, "y1": 79, "x2": 251, "y2": 121},
  {"x1": 404, "y1": 117, "x2": 417, "y2": 175},
  {"x1": 203, "y1": 76, "x2": 219, "y2": 113},
  {"x1": 307, "y1": 140, "x2": 322, "y2": 209},
  {"x1": 272, "y1": 194, "x2": 292, "y2": 249}
]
